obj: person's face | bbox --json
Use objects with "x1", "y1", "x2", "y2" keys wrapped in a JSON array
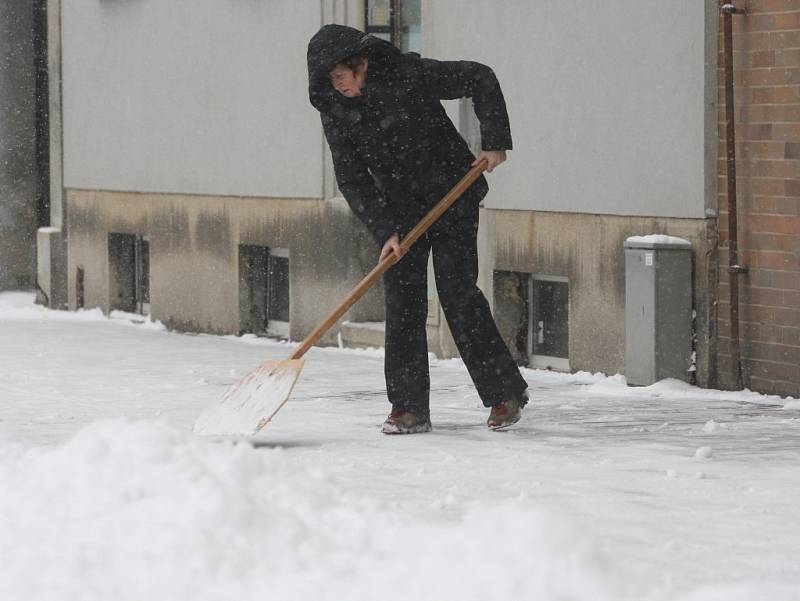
[{"x1": 329, "y1": 60, "x2": 367, "y2": 97}]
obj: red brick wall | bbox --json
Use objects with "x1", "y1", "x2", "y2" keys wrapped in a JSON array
[{"x1": 717, "y1": 0, "x2": 800, "y2": 397}]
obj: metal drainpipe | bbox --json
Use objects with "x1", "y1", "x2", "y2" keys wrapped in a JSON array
[{"x1": 721, "y1": 1, "x2": 748, "y2": 390}]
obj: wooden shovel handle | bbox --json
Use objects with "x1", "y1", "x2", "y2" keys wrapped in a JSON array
[{"x1": 290, "y1": 159, "x2": 488, "y2": 360}]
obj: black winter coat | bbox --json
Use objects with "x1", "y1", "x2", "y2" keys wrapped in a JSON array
[{"x1": 307, "y1": 25, "x2": 512, "y2": 244}]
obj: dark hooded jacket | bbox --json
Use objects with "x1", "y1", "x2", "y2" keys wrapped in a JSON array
[{"x1": 307, "y1": 25, "x2": 512, "y2": 244}]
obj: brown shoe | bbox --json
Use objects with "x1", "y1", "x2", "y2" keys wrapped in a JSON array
[
  {"x1": 487, "y1": 393, "x2": 528, "y2": 430},
  {"x1": 381, "y1": 410, "x2": 432, "y2": 434}
]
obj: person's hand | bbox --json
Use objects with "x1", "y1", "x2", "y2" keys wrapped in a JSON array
[
  {"x1": 472, "y1": 150, "x2": 507, "y2": 173},
  {"x1": 379, "y1": 233, "x2": 404, "y2": 262}
]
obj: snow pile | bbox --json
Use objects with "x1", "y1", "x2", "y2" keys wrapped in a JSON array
[
  {"x1": 0, "y1": 292, "x2": 104, "y2": 322},
  {"x1": 0, "y1": 292, "x2": 164, "y2": 331},
  {"x1": 0, "y1": 420, "x2": 617, "y2": 601},
  {"x1": 581, "y1": 373, "x2": 630, "y2": 393},
  {"x1": 702, "y1": 420, "x2": 726, "y2": 434},
  {"x1": 625, "y1": 234, "x2": 691, "y2": 246},
  {"x1": 582, "y1": 376, "x2": 792, "y2": 405},
  {"x1": 109, "y1": 310, "x2": 167, "y2": 331},
  {"x1": 694, "y1": 446, "x2": 713, "y2": 460}
]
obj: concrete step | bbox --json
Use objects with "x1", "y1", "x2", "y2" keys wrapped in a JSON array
[
  {"x1": 339, "y1": 320, "x2": 447, "y2": 357},
  {"x1": 339, "y1": 321, "x2": 385, "y2": 350}
]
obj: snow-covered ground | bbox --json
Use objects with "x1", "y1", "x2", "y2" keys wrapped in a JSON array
[{"x1": 1, "y1": 291, "x2": 798, "y2": 601}]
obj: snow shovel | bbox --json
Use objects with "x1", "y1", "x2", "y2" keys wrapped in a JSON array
[{"x1": 193, "y1": 159, "x2": 488, "y2": 436}]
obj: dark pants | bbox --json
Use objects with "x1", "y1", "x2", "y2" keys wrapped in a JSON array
[{"x1": 383, "y1": 200, "x2": 529, "y2": 418}]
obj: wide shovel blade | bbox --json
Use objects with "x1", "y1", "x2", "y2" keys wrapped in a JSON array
[{"x1": 192, "y1": 359, "x2": 304, "y2": 436}]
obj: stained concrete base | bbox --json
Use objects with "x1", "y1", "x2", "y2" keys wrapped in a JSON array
[
  {"x1": 66, "y1": 191, "x2": 385, "y2": 346},
  {"x1": 65, "y1": 190, "x2": 718, "y2": 388}
]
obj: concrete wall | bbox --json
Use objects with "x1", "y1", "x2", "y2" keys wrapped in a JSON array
[
  {"x1": 66, "y1": 191, "x2": 384, "y2": 342},
  {"x1": 424, "y1": 0, "x2": 717, "y2": 219},
  {"x1": 61, "y1": 0, "x2": 323, "y2": 199},
  {"x1": 484, "y1": 210, "x2": 718, "y2": 386},
  {"x1": 0, "y1": 1, "x2": 37, "y2": 290}
]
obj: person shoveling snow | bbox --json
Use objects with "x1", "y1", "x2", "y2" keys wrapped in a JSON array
[{"x1": 195, "y1": 26, "x2": 528, "y2": 437}]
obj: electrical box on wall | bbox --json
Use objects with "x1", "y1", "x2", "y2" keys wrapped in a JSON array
[{"x1": 624, "y1": 236, "x2": 694, "y2": 386}]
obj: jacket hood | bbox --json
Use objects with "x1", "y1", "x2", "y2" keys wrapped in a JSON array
[{"x1": 307, "y1": 24, "x2": 400, "y2": 113}]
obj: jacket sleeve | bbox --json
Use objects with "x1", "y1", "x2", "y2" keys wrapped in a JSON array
[
  {"x1": 321, "y1": 115, "x2": 399, "y2": 245},
  {"x1": 419, "y1": 58, "x2": 512, "y2": 151}
]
